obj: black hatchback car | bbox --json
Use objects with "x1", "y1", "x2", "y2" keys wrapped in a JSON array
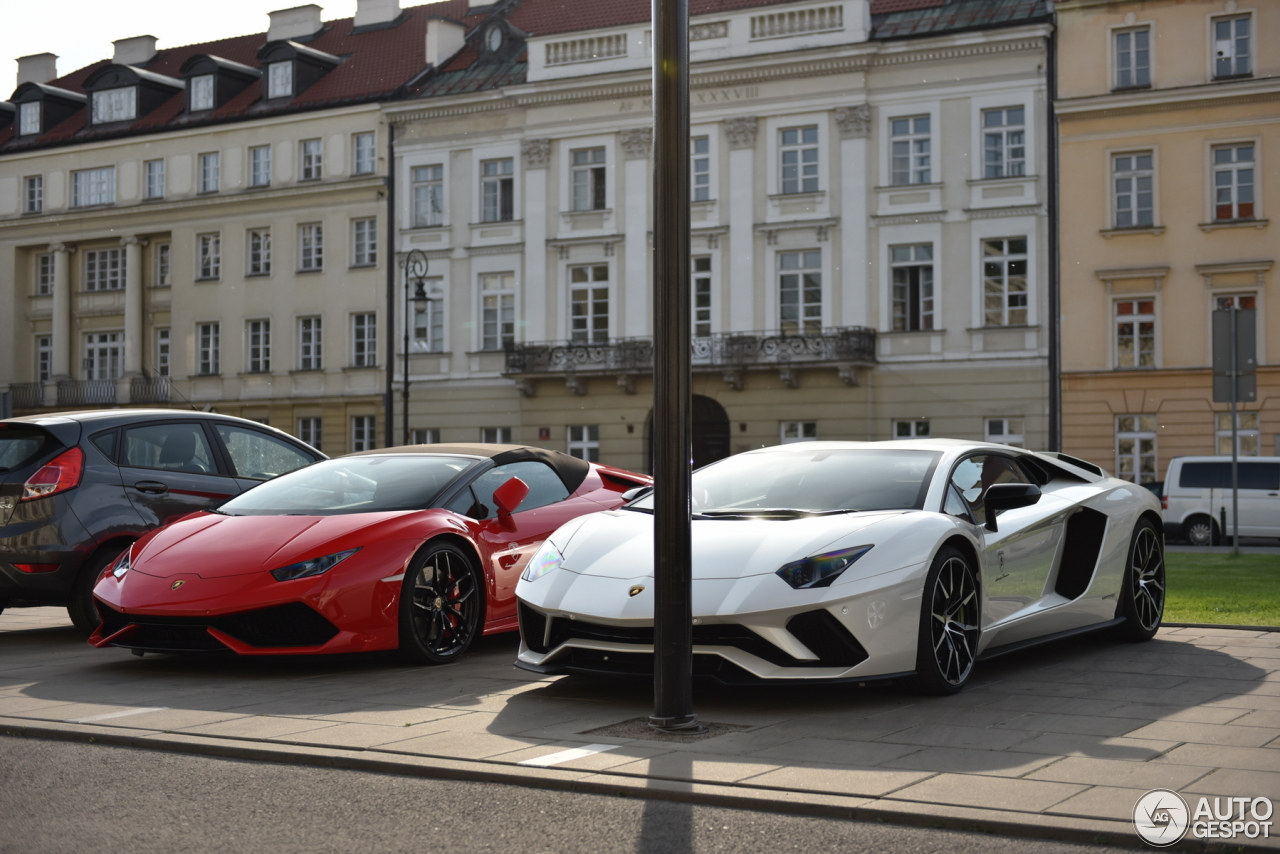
[{"x1": 1, "y1": 410, "x2": 325, "y2": 632}]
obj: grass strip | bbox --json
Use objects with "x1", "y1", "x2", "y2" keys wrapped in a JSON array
[{"x1": 1163, "y1": 552, "x2": 1280, "y2": 626}]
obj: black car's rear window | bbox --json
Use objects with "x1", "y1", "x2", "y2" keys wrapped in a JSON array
[{"x1": 0, "y1": 426, "x2": 57, "y2": 472}]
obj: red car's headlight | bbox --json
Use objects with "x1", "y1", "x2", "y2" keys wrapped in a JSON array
[{"x1": 270, "y1": 548, "x2": 360, "y2": 582}]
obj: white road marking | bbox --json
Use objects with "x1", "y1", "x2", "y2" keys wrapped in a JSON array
[
  {"x1": 517, "y1": 743, "x2": 619, "y2": 767},
  {"x1": 68, "y1": 706, "x2": 169, "y2": 723}
]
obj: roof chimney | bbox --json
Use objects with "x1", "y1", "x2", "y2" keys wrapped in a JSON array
[
  {"x1": 425, "y1": 19, "x2": 466, "y2": 68},
  {"x1": 268, "y1": 5, "x2": 324, "y2": 42},
  {"x1": 355, "y1": 0, "x2": 400, "y2": 27},
  {"x1": 113, "y1": 35, "x2": 158, "y2": 66},
  {"x1": 16, "y1": 53, "x2": 58, "y2": 86}
]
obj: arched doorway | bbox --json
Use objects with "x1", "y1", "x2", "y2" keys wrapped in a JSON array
[{"x1": 645, "y1": 395, "x2": 731, "y2": 473}]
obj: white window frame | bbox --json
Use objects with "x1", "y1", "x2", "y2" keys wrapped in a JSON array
[
  {"x1": 144, "y1": 159, "x2": 165, "y2": 199},
  {"x1": 480, "y1": 427, "x2": 513, "y2": 444},
  {"x1": 300, "y1": 138, "x2": 323, "y2": 181},
  {"x1": 980, "y1": 237, "x2": 1030, "y2": 327},
  {"x1": 197, "y1": 322, "x2": 221, "y2": 375},
  {"x1": 351, "y1": 312, "x2": 377, "y2": 368},
  {"x1": 36, "y1": 253, "x2": 54, "y2": 295},
  {"x1": 250, "y1": 145, "x2": 272, "y2": 187},
  {"x1": 1210, "y1": 142, "x2": 1256, "y2": 222},
  {"x1": 889, "y1": 115, "x2": 932, "y2": 185},
  {"x1": 479, "y1": 272, "x2": 516, "y2": 351},
  {"x1": 692, "y1": 135, "x2": 712, "y2": 202},
  {"x1": 85, "y1": 248, "x2": 126, "y2": 292},
  {"x1": 570, "y1": 145, "x2": 607, "y2": 211},
  {"x1": 197, "y1": 233, "x2": 221, "y2": 280},
  {"x1": 411, "y1": 428, "x2": 440, "y2": 445},
  {"x1": 353, "y1": 132, "x2": 376, "y2": 175},
  {"x1": 24, "y1": 175, "x2": 42, "y2": 213},
  {"x1": 1112, "y1": 150, "x2": 1155, "y2": 228},
  {"x1": 1114, "y1": 296, "x2": 1157, "y2": 369},
  {"x1": 83, "y1": 331, "x2": 123, "y2": 380},
  {"x1": 411, "y1": 163, "x2": 445, "y2": 227},
  {"x1": 18, "y1": 101, "x2": 40, "y2": 136},
  {"x1": 299, "y1": 224, "x2": 323, "y2": 271},
  {"x1": 155, "y1": 328, "x2": 170, "y2": 377},
  {"x1": 247, "y1": 228, "x2": 272, "y2": 276},
  {"x1": 267, "y1": 62, "x2": 293, "y2": 99},
  {"x1": 1113, "y1": 25, "x2": 1152, "y2": 89},
  {"x1": 568, "y1": 264, "x2": 610, "y2": 343},
  {"x1": 781, "y1": 422, "x2": 818, "y2": 443},
  {"x1": 72, "y1": 167, "x2": 115, "y2": 207},
  {"x1": 351, "y1": 415, "x2": 377, "y2": 452},
  {"x1": 890, "y1": 243, "x2": 935, "y2": 332},
  {"x1": 155, "y1": 243, "x2": 171, "y2": 287},
  {"x1": 199, "y1": 151, "x2": 220, "y2": 193},
  {"x1": 91, "y1": 87, "x2": 136, "y2": 124},
  {"x1": 37, "y1": 335, "x2": 52, "y2": 381},
  {"x1": 298, "y1": 316, "x2": 323, "y2": 370},
  {"x1": 778, "y1": 249, "x2": 822, "y2": 335},
  {"x1": 985, "y1": 417, "x2": 1025, "y2": 448},
  {"x1": 1210, "y1": 13, "x2": 1252, "y2": 79},
  {"x1": 778, "y1": 125, "x2": 820, "y2": 195},
  {"x1": 412, "y1": 277, "x2": 446, "y2": 354},
  {"x1": 1216, "y1": 411, "x2": 1260, "y2": 457},
  {"x1": 298, "y1": 417, "x2": 322, "y2": 450},
  {"x1": 480, "y1": 157, "x2": 515, "y2": 222},
  {"x1": 567, "y1": 425, "x2": 600, "y2": 462},
  {"x1": 189, "y1": 75, "x2": 215, "y2": 111},
  {"x1": 894, "y1": 419, "x2": 930, "y2": 439},
  {"x1": 981, "y1": 107, "x2": 1026, "y2": 179},
  {"x1": 1115, "y1": 415, "x2": 1157, "y2": 484},
  {"x1": 352, "y1": 218, "x2": 377, "y2": 267},
  {"x1": 693, "y1": 255, "x2": 713, "y2": 338},
  {"x1": 246, "y1": 319, "x2": 271, "y2": 373}
]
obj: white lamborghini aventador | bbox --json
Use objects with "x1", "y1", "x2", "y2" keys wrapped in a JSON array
[{"x1": 513, "y1": 439, "x2": 1165, "y2": 693}]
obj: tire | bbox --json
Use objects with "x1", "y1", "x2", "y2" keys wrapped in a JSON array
[
  {"x1": 397, "y1": 541, "x2": 485, "y2": 665},
  {"x1": 67, "y1": 545, "x2": 127, "y2": 634},
  {"x1": 1184, "y1": 514, "x2": 1218, "y2": 547},
  {"x1": 911, "y1": 545, "x2": 981, "y2": 695},
  {"x1": 1117, "y1": 518, "x2": 1165, "y2": 642}
]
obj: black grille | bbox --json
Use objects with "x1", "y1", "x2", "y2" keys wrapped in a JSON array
[
  {"x1": 547, "y1": 614, "x2": 864, "y2": 669},
  {"x1": 518, "y1": 602, "x2": 549, "y2": 654},
  {"x1": 785, "y1": 610, "x2": 869, "y2": 667},
  {"x1": 92, "y1": 601, "x2": 338, "y2": 652},
  {"x1": 556, "y1": 648, "x2": 755, "y2": 681}
]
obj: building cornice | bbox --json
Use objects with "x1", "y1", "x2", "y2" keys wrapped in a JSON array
[
  {"x1": 1056, "y1": 77, "x2": 1280, "y2": 119},
  {"x1": 388, "y1": 35, "x2": 1049, "y2": 123}
]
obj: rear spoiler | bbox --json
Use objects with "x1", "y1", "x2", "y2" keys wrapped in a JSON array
[{"x1": 1027, "y1": 451, "x2": 1105, "y2": 482}]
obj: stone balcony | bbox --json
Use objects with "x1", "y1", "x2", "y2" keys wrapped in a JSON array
[{"x1": 504, "y1": 326, "x2": 876, "y2": 395}]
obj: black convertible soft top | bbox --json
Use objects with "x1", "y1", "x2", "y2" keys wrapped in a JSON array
[{"x1": 348, "y1": 443, "x2": 592, "y2": 494}]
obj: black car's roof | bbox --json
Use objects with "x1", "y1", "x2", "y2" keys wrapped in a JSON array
[
  {"x1": 349, "y1": 443, "x2": 592, "y2": 494},
  {"x1": 5, "y1": 409, "x2": 257, "y2": 427}
]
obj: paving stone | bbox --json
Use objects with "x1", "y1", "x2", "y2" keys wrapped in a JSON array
[
  {"x1": 1158, "y1": 743, "x2": 1280, "y2": 773},
  {"x1": 748, "y1": 736, "x2": 920, "y2": 766},
  {"x1": 875, "y1": 723, "x2": 1039, "y2": 751},
  {"x1": 995, "y1": 712, "x2": 1152, "y2": 737},
  {"x1": 1184, "y1": 768, "x2": 1280, "y2": 800},
  {"x1": 1044, "y1": 785, "x2": 1149, "y2": 821},
  {"x1": 878, "y1": 746, "x2": 1059, "y2": 778},
  {"x1": 742, "y1": 762, "x2": 935, "y2": 798},
  {"x1": 271, "y1": 722, "x2": 454, "y2": 749},
  {"x1": 979, "y1": 695, "x2": 1128, "y2": 717},
  {"x1": 0, "y1": 696, "x2": 77, "y2": 715},
  {"x1": 886, "y1": 772, "x2": 1088, "y2": 812},
  {"x1": 1011, "y1": 733, "x2": 1179, "y2": 761},
  {"x1": 606, "y1": 751, "x2": 786, "y2": 784},
  {"x1": 1125, "y1": 720, "x2": 1280, "y2": 747},
  {"x1": 1227, "y1": 710, "x2": 1280, "y2": 729},
  {"x1": 1026, "y1": 756, "x2": 1212, "y2": 790},
  {"x1": 861, "y1": 705, "x2": 1027, "y2": 729},
  {"x1": 496, "y1": 742, "x2": 671, "y2": 771},
  {"x1": 1063, "y1": 671, "x2": 1196, "y2": 690},
  {"x1": 375, "y1": 728, "x2": 548, "y2": 760},
  {"x1": 100, "y1": 709, "x2": 250, "y2": 731},
  {"x1": 178, "y1": 716, "x2": 340, "y2": 740},
  {"x1": 1101, "y1": 703, "x2": 1252, "y2": 724},
  {"x1": 309, "y1": 704, "x2": 471, "y2": 728}
]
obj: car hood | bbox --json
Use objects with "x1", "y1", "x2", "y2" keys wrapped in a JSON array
[
  {"x1": 557, "y1": 509, "x2": 904, "y2": 580},
  {"x1": 131, "y1": 511, "x2": 416, "y2": 579}
]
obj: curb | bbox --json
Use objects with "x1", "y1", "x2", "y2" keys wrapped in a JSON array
[{"x1": 3, "y1": 716, "x2": 1273, "y2": 854}]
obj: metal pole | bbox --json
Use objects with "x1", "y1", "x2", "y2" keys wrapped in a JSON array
[
  {"x1": 1230, "y1": 306, "x2": 1240, "y2": 556},
  {"x1": 385, "y1": 124, "x2": 397, "y2": 449},
  {"x1": 1045, "y1": 29, "x2": 1062, "y2": 452},
  {"x1": 401, "y1": 249, "x2": 428, "y2": 447},
  {"x1": 650, "y1": 0, "x2": 701, "y2": 734}
]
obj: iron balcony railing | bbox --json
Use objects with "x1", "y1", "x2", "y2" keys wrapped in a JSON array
[
  {"x1": 56, "y1": 379, "x2": 117, "y2": 406},
  {"x1": 130, "y1": 376, "x2": 171, "y2": 404},
  {"x1": 504, "y1": 327, "x2": 876, "y2": 376},
  {"x1": 10, "y1": 382, "x2": 44, "y2": 409}
]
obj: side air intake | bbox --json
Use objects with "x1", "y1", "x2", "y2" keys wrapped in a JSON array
[{"x1": 1055, "y1": 507, "x2": 1108, "y2": 600}]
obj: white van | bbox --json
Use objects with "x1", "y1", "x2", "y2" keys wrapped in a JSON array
[{"x1": 1163, "y1": 456, "x2": 1280, "y2": 545}]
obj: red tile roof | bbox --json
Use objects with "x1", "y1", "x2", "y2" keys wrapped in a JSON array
[{"x1": 505, "y1": 0, "x2": 786, "y2": 37}]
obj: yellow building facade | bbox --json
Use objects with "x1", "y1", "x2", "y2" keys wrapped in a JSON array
[{"x1": 1056, "y1": 0, "x2": 1278, "y2": 481}]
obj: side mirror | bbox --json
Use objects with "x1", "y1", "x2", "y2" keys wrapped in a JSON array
[
  {"x1": 493, "y1": 476, "x2": 530, "y2": 519},
  {"x1": 983, "y1": 483, "x2": 1041, "y2": 532},
  {"x1": 622, "y1": 486, "x2": 653, "y2": 502}
]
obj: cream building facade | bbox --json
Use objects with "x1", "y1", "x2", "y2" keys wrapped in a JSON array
[
  {"x1": 389, "y1": 0, "x2": 1055, "y2": 473},
  {"x1": 1056, "y1": 0, "x2": 1278, "y2": 482}
]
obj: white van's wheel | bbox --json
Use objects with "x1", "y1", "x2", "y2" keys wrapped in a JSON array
[{"x1": 1184, "y1": 515, "x2": 1218, "y2": 547}]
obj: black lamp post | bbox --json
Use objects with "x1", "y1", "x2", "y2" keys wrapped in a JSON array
[{"x1": 401, "y1": 249, "x2": 429, "y2": 445}]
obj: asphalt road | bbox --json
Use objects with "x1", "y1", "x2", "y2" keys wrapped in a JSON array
[{"x1": 0, "y1": 736, "x2": 1134, "y2": 854}]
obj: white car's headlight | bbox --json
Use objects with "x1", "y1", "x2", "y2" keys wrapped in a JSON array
[
  {"x1": 522, "y1": 542, "x2": 562, "y2": 583},
  {"x1": 776, "y1": 545, "x2": 872, "y2": 589}
]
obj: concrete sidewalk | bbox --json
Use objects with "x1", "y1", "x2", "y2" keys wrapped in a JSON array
[{"x1": 2, "y1": 606, "x2": 1278, "y2": 851}]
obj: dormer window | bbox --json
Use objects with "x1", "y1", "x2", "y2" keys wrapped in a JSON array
[
  {"x1": 92, "y1": 87, "x2": 137, "y2": 124},
  {"x1": 268, "y1": 62, "x2": 293, "y2": 99},
  {"x1": 19, "y1": 101, "x2": 40, "y2": 135},
  {"x1": 189, "y1": 75, "x2": 214, "y2": 111}
]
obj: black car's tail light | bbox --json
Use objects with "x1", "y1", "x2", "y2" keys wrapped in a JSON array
[{"x1": 21, "y1": 447, "x2": 84, "y2": 502}]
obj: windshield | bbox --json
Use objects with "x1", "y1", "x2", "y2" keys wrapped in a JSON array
[
  {"x1": 630, "y1": 448, "x2": 941, "y2": 515},
  {"x1": 0, "y1": 427, "x2": 56, "y2": 473},
  {"x1": 217, "y1": 455, "x2": 478, "y2": 516}
]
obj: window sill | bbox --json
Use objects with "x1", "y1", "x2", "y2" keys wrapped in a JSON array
[
  {"x1": 1213, "y1": 73, "x2": 1254, "y2": 82},
  {"x1": 151, "y1": 284, "x2": 172, "y2": 289},
  {"x1": 879, "y1": 328, "x2": 945, "y2": 337},
  {"x1": 289, "y1": 368, "x2": 325, "y2": 375},
  {"x1": 197, "y1": 190, "x2": 220, "y2": 196},
  {"x1": 142, "y1": 196, "x2": 166, "y2": 203},
  {"x1": 22, "y1": 209, "x2": 45, "y2": 216},
  {"x1": 874, "y1": 182, "x2": 943, "y2": 192},
  {"x1": 1100, "y1": 225, "x2": 1165, "y2": 238},
  {"x1": 247, "y1": 183, "x2": 272, "y2": 190},
  {"x1": 79, "y1": 288, "x2": 126, "y2": 294},
  {"x1": 471, "y1": 219, "x2": 523, "y2": 227},
  {"x1": 348, "y1": 263, "x2": 377, "y2": 270},
  {"x1": 1110, "y1": 84, "x2": 1152, "y2": 93},
  {"x1": 245, "y1": 272, "x2": 272, "y2": 278},
  {"x1": 966, "y1": 324, "x2": 1040, "y2": 332},
  {"x1": 194, "y1": 277, "x2": 221, "y2": 283},
  {"x1": 1198, "y1": 218, "x2": 1268, "y2": 232},
  {"x1": 296, "y1": 267, "x2": 324, "y2": 274},
  {"x1": 408, "y1": 349, "x2": 449, "y2": 356},
  {"x1": 189, "y1": 373, "x2": 222, "y2": 379},
  {"x1": 406, "y1": 224, "x2": 449, "y2": 232},
  {"x1": 564, "y1": 207, "x2": 612, "y2": 217},
  {"x1": 966, "y1": 175, "x2": 1037, "y2": 186},
  {"x1": 768, "y1": 191, "x2": 825, "y2": 202},
  {"x1": 70, "y1": 203, "x2": 116, "y2": 211},
  {"x1": 299, "y1": 176, "x2": 322, "y2": 183},
  {"x1": 238, "y1": 371, "x2": 275, "y2": 378},
  {"x1": 343, "y1": 364, "x2": 378, "y2": 372}
]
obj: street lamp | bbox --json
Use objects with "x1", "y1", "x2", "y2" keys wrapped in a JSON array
[{"x1": 401, "y1": 249, "x2": 430, "y2": 445}]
